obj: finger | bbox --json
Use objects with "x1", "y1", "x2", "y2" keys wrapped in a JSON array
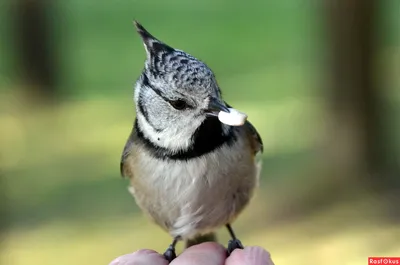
[
  {"x1": 171, "y1": 242, "x2": 227, "y2": 265},
  {"x1": 225, "y1": 246, "x2": 274, "y2": 265},
  {"x1": 109, "y1": 249, "x2": 169, "y2": 265}
]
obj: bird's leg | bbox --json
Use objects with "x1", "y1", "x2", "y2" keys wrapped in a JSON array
[
  {"x1": 226, "y1": 224, "x2": 244, "y2": 255},
  {"x1": 163, "y1": 236, "x2": 181, "y2": 263}
]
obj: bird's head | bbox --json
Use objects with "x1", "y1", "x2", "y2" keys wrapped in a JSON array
[{"x1": 133, "y1": 21, "x2": 231, "y2": 153}]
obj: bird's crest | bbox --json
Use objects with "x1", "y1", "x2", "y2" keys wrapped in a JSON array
[{"x1": 133, "y1": 20, "x2": 174, "y2": 57}]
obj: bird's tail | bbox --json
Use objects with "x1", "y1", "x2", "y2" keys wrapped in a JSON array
[{"x1": 185, "y1": 232, "x2": 218, "y2": 248}]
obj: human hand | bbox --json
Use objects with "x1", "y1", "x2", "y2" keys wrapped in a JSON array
[{"x1": 109, "y1": 242, "x2": 274, "y2": 265}]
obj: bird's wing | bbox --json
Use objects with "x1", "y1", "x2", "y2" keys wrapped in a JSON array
[
  {"x1": 244, "y1": 120, "x2": 263, "y2": 155},
  {"x1": 120, "y1": 129, "x2": 135, "y2": 178},
  {"x1": 224, "y1": 101, "x2": 263, "y2": 155}
]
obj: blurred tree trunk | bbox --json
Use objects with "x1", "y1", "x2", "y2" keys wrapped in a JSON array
[
  {"x1": 13, "y1": 0, "x2": 59, "y2": 102},
  {"x1": 324, "y1": 0, "x2": 400, "y2": 210}
]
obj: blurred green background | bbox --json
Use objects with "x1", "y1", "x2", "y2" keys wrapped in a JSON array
[{"x1": 1, "y1": 1, "x2": 400, "y2": 265}]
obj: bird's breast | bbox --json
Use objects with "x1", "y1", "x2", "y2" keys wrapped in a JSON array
[{"x1": 128, "y1": 133, "x2": 260, "y2": 238}]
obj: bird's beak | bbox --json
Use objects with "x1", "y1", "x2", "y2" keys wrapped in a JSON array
[{"x1": 205, "y1": 98, "x2": 230, "y2": 117}]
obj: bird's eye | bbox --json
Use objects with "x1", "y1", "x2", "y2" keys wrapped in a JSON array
[{"x1": 170, "y1": 99, "x2": 188, "y2": 110}]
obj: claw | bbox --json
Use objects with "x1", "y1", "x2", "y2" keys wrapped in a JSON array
[
  {"x1": 227, "y1": 239, "x2": 244, "y2": 255},
  {"x1": 163, "y1": 246, "x2": 177, "y2": 263}
]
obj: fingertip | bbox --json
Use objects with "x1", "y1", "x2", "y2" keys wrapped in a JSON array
[
  {"x1": 134, "y1": 249, "x2": 160, "y2": 255},
  {"x1": 243, "y1": 246, "x2": 274, "y2": 265},
  {"x1": 108, "y1": 257, "x2": 120, "y2": 265},
  {"x1": 225, "y1": 249, "x2": 245, "y2": 265},
  {"x1": 187, "y1": 242, "x2": 226, "y2": 254},
  {"x1": 172, "y1": 242, "x2": 226, "y2": 265},
  {"x1": 109, "y1": 249, "x2": 168, "y2": 265},
  {"x1": 226, "y1": 246, "x2": 274, "y2": 265}
]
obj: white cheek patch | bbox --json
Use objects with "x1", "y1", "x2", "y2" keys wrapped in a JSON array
[{"x1": 218, "y1": 108, "x2": 248, "y2": 126}]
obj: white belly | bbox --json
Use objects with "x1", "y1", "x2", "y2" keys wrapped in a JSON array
[{"x1": 128, "y1": 139, "x2": 260, "y2": 239}]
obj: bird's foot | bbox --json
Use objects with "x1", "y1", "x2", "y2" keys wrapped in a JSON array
[
  {"x1": 227, "y1": 238, "x2": 244, "y2": 255},
  {"x1": 163, "y1": 245, "x2": 177, "y2": 263}
]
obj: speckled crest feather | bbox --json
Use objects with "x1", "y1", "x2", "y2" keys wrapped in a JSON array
[{"x1": 134, "y1": 20, "x2": 220, "y2": 97}]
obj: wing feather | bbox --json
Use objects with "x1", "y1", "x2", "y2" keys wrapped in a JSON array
[
  {"x1": 120, "y1": 129, "x2": 135, "y2": 178},
  {"x1": 245, "y1": 120, "x2": 263, "y2": 155},
  {"x1": 224, "y1": 101, "x2": 263, "y2": 154}
]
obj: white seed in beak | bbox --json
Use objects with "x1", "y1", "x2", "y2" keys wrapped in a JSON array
[{"x1": 218, "y1": 108, "x2": 248, "y2": 126}]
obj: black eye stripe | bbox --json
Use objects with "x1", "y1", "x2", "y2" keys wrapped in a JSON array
[
  {"x1": 170, "y1": 100, "x2": 186, "y2": 110},
  {"x1": 142, "y1": 72, "x2": 194, "y2": 110},
  {"x1": 169, "y1": 99, "x2": 193, "y2": 110}
]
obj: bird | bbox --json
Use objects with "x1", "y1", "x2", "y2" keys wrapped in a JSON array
[{"x1": 120, "y1": 20, "x2": 263, "y2": 263}]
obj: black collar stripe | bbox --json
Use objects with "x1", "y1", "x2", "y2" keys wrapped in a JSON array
[{"x1": 134, "y1": 118, "x2": 236, "y2": 160}]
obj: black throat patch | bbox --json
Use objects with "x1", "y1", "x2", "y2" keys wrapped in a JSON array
[{"x1": 134, "y1": 117, "x2": 236, "y2": 160}]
